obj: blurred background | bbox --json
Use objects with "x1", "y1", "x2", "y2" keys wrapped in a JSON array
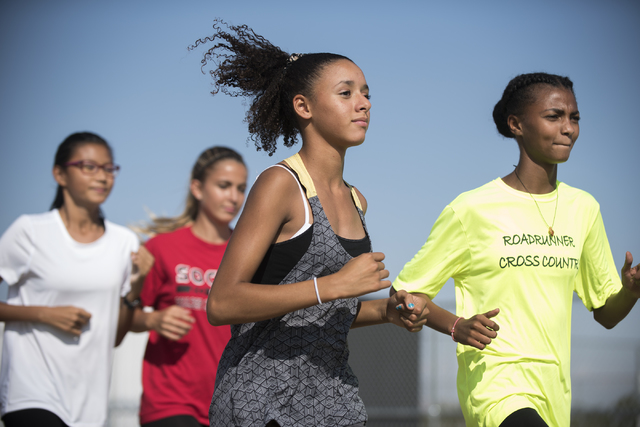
[{"x1": 1, "y1": 1, "x2": 639, "y2": 426}]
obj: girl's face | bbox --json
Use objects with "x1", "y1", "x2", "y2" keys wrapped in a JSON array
[
  {"x1": 53, "y1": 143, "x2": 115, "y2": 208},
  {"x1": 191, "y1": 159, "x2": 248, "y2": 226},
  {"x1": 509, "y1": 86, "x2": 580, "y2": 166},
  {"x1": 304, "y1": 59, "x2": 371, "y2": 149}
]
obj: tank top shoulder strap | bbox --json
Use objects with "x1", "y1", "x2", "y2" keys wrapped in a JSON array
[
  {"x1": 282, "y1": 152, "x2": 316, "y2": 198},
  {"x1": 345, "y1": 181, "x2": 364, "y2": 212}
]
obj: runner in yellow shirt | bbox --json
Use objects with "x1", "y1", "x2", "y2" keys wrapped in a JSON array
[{"x1": 393, "y1": 72, "x2": 640, "y2": 427}]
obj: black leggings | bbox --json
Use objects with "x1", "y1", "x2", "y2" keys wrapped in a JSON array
[
  {"x1": 142, "y1": 414, "x2": 208, "y2": 427},
  {"x1": 2, "y1": 408, "x2": 69, "y2": 427},
  {"x1": 499, "y1": 408, "x2": 549, "y2": 427}
]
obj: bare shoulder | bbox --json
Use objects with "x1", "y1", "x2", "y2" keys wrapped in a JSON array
[
  {"x1": 251, "y1": 165, "x2": 301, "y2": 203},
  {"x1": 240, "y1": 164, "x2": 302, "y2": 225}
]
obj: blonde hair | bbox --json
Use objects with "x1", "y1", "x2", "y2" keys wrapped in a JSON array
[{"x1": 136, "y1": 146, "x2": 245, "y2": 237}]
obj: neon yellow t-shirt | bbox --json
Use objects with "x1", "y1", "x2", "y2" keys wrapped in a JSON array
[{"x1": 393, "y1": 178, "x2": 622, "y2": 427}]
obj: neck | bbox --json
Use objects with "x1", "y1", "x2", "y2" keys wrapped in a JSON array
[
  {"x1": 58, "y1": 200, "x2": 102, "y2": 228},
  {"x1": 190, "y1": 214, "x2": 231, "y2": 245},
  {"x1": 504, "y1": 154, "x2": 558, "y2": 195},
  {"x1": 297, "y1": 141, "x2": 346, "y2": 189},
  {"x1": 58, "y1": 197, "x2": 104, "y2": 243}
]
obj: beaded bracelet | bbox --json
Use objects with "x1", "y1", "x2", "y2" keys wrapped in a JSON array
[{"x1": 451, "y1": 316, "x2": 464, "y2": 342}]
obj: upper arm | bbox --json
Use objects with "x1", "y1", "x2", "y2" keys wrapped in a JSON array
[
  {"x1": 210, "y1": 167, "x2": 305, "y2": 290},
  {"x1": 574, "y1": 210, "x2": 621, "y2": 311},
  {"x1": 0, "y1": 216, "x2": 35, "y2": 285},
  {"x1": 139, "y1": 241, "x2": 164, "y2": 307},
  {"x1": 393, "y1": 206, "x2": 469, "y2": 297}
]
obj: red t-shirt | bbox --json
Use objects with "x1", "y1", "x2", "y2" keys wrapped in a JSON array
[{"x1": 139, "y1": 227, "x2": 231, "y2": 425}]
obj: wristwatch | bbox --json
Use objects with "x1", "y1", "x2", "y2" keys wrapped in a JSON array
[{"x1": 122, "y1": 294, "x2": 141, "y2": 309}]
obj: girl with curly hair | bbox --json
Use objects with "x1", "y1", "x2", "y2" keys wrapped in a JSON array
[{"x1": 191, "y1": 19, "x2": 426, "y2": 427}]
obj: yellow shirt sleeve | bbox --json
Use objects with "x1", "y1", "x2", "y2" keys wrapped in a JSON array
[
  {"x1": 393, "y1": 205, "x2": 471, "y2": 298},
  {"x1": 574, "y1": 210, "x2": 623, "y2": 310}
]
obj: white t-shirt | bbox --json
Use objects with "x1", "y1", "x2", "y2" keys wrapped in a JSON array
[{"x1": 0, "y1": 210, "x2": 139, "y2": 427}]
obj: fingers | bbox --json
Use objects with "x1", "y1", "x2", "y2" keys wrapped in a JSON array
[
  {"x1": 624, "y1": 251, "x2": 640, "y2": 277},
  {"x1": 165, "y1": 306, "x2": 196, "y2": 323},
  {"x1": 158, "y1": 327, "x2": 188, "y2": 341},
  {"x1": 158, "y1": 321, "x2": 193, "y2": 340},
  {"x1": 371, "y1": 252, "x2": 386, "y2": 262},
  {"x1": 46, "y1": 306, "x2": 92, "y2": 336},
  {"x1": 481, "y1": 308, "x2": 500, "y2": 331},
  {"x1": 394, "y1": 291, "x2": 426, "y2": 314},
  {"x1": 378, "y1": 279, "x2": 391, "y2": 290},
  {"x1": 131, "y1": 247, "x2": 155, "y2": 286},
  {"x1": 391, "y1": 292, "x2": 429, "y2": 332},
  {"x1": 622, "y1": 251, "x2": 633, "y2": 274},
  {"x1": 156, "y1": 305, "x2": 194, "y2": 340}
]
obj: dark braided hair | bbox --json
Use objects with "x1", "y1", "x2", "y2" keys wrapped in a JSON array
[
  {"x1": 189, "y1": 19, "x2": 352, "y2": 156},
  {"x1": 492, "y1": 72, "x2": 575, "y2": 139}
]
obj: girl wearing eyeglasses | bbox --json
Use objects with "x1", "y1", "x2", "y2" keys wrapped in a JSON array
[
  {"x1": 129, "y1": 147, "x2": 247, "y2": 427},
  {"x1": 0, "y1": 132, "x2": 152, "y2": 427}
]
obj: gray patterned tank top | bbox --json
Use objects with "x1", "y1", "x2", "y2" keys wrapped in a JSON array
[{"x1": 209, "y1": 153, "x2": 370, "y2": 427}]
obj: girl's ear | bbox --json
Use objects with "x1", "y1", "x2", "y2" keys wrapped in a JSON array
[
  {"x1": 508, "y1": 114, "x2": 524, "y2": 137},
  {"x1": 52, "y1": 165, "x2": 67, "y2": 187},
  {"x1": 190, "y1": 179, "x2": 203, "y2": 201},
  {"x1": 293, "y1": 94, "x2": 312, "y2": 120}
]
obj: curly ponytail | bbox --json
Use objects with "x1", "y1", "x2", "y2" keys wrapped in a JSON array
[
  {"x1": 190, "y1": 19, "x2": 352, "y2": 155},
  {"x1": 492, "y1": 72, "x2": 575, "y2": 139}
]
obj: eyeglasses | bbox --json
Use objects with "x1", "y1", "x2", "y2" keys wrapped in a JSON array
[{"x1": 63, "y1": 160, "x2": 121, "y2": 176}]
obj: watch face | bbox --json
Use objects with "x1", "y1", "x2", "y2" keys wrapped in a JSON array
[{"x1": 124, "y1": 296, "x2": 140, "y2": 308}]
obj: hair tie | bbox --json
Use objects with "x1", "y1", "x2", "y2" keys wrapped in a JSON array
[{"x1": 285, "y1": 53, "x2": 303, "y2": 70}]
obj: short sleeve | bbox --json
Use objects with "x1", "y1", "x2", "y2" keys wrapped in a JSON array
[
  {"x1": 139, "y1": 236, "x2": 166, "y2": 308},
  {"x1": 393, "y1": 205, "x2": 471, "y2": 298},
  {"x1": 0, "y1": 215, "x2": 36, "y2": 285},
  {"x1": 574, "y1": 210, "x2": 622, "y2": 311}
]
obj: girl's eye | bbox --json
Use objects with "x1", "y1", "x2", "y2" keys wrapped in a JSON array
[
  {"x1": 340, "y1": 90, "x2": 351, "y2": 97},
  {"x1": 238, "y1": 185, "x2": 247, "y2": 194},
  {"x1": 364, "y1": 94, "x2": 371, "y2": 100},
  {"x1": 83, "y1": 163, "x2": 97, "y2": 172}
]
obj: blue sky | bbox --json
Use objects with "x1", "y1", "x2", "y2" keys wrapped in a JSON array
[{"x1": 1, "y1": 0, "x2": 639, "y2": 411}]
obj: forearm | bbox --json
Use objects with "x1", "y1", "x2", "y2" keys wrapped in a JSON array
[
  {"x1": 593, "y1": 286, "x2": 638, "y2": 329},
  {"x1": 351, "y1": 299, "x2": 388, "y2": 328},
  {"x1": 422, "y1": 296, "x2": 458, "y2": 336},
  {"x1": 130, "y1": 307, "x2": 151, "y2": 332},
  {"x1": 208, "y1": 278, "x2": 323, "y2": 325},
  {"x1": 115, "y1": 292, "x2": 139, "y2": 346},
  {"x1": 0, "y1": 301, "x2": 46, "y2": 323}
]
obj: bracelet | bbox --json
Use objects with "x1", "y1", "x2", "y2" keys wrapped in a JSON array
[
  {"x1": 451, "y1": 316, "x2": 463, "y2": 342},
  {"x1": 313, "y1": 277, "x2": 322, "y2": 304},
  {"x1": 122, "y1": 294, "x2": 141, "y2": 309}
]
